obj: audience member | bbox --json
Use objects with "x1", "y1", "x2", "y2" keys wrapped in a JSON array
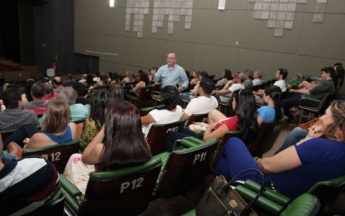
[
  {"x1": 43, "y1": 82, "x2": 58, "y2": 101},
  {"x1": 121, "y1": 71, "x2": 134, "y2": 84},
  {"x1": 141, "y1": 86, "x2": 183, "y2": 137},
  {"x1": 4, "y1": 97, "x2": 78, "y2": 148},
  {"x1": 282, "y1": 66, "x2": 336, "y2": 119},
  {"x1": 215, "y1": 72, "x2": 245, "y2": 103},
  {"x1": 72, "y1": 82, "x2": 91, "y2": 105},
  {"x1": 154, "y1": 53, "x2": 189, "y2": 92},
  {"x1": 257, "y1": 85, "x2": 283, "y2": 125},
  {"x1": 109, "y1": 83, "x2": 124, "y2": 100},
  {"x1": 0, "y1": 90, "x2": 38, "y2": 131},
  {"x1": 132, "y1": 73, "x2": 149, "y2": 95},
  {"x1": 0, "y1": 134, "x2": 59, "y2": 215},
  {"x1": 63, "y1": 74, "x2": 76, "y2": 87},
  {"x1": 93, "y1": 72, "x2": 100, "y2": 83},
  {"x1": 253, "y1": 71, "x2": 263, "y2": 86},
  {"x1": 52, "y1": 76, "x2": 63, "y2": 93},
  {"x1": 80, "y1": 90, "x2": 111, "y2": 150},
  {"x1": 181, "y1": 78, "x2": 218, "y2": 120},
  {"x1": 78, "y1": 73, "x2": 87, "y2": 84},
  {"x1": 216, "y1": 100, "x2": 345, "y2": 199},
  {"x1": 243, "y1": 70, "x2": 254, "y2": 89},
  {"x1": 215, "y1": 69, "x2": 232, "y2": 89},
  {"x1": 63, "y1": 100, "x2": 151, "y2": 194},
  {"x1": 23, "y1": 83, "x2": 48, "y2": 115},
  {"x1": 148, "y1": 67, "x2": 157, "y2": 82},
  {"x1": 190, "y1": 70, "x2": 200, "y2": 85}
]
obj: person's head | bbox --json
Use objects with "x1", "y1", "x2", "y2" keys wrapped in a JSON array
[
  {"x1": 199, "y1": 71, "x2": 209, "y2": 79},
  {"x1": 232, "y1": 89, "x2": 258, "y2": 143},
  {"x1": 167, "y1": 53, "x2": 177, "y2": 68},
  {"x1": 90, "y1": 89, "x2": 111, "y2": 131},
  {"x1": 43, "y1": 82, "x2": 54, "y2": 96},
  {"x1": 81, "y1": 73, "x2": 87, "y2": 80},
  {"x1": 223, "y1": 69, "x2": 232, "y2": 80},
  {"x1": 254, "y1": 71, "x2": 262, "y2": 79},
  {"x1": 264, "y1": 85, "x2": 283, "y2": 121},
  {"x1": 334, "y1": 63, "x2": 343, "y2": 69},
  {"x1": 60, "y1": 87, "x2": 77, "y2": 105},
  {"x1": 53, "y1": 76, "x2": 62, "y2": 87},
  {"x1": 107, "y1": 72, "x2": 113, "y2": 79},
  {"x1": 3, "y1": 89, "x2": 21, "y2": 109},
  {"x1": 276, "y1": 69, "x2": 288, "y2": 80},
  {"x1": 42, "y1": 97, "x2": 71, "y2": 134},
  {"x1": 126, "y1": 71, "x2": 133, "y2": 79},
  {"x1": 320, "y1": 66, "x2": 335, "y2": 80},
  {"x1": 86, "y1": 74, "x2": 94, "y2": 85},
  {"x1": 72, "y1": 82, "x2": 86, "y2": 97},
  {"x1": 232, "y1": 72, "x2": 244, "y2": 83},
  {"x1": 139, "y1": 73, "x2": 150, "y2": 86},
  {"x1": 31, "y1": 83, "x2": 45, "y2": 99},
  {"x1": 150, "y1": 67, "x2": 157, "y2": 75},
  {"x1": 109, "y1": 83, "x2": 124, "y2": 100},
  {"x1": 199, "y1": 78, "x2": 215, "y2": 95},
  {"x1": 162, "y1": 85, "x2": 179, "y2": 111},
  {"x1": 67, "y1": 74, "x2": 74, "y2": 80},
  {"x1": 42, "y1": 76, "x2": 50, "y2": 83},
  {"x1": 192, "y1": 70, "x2": 200, "y2": 78},
  {"x1": 244, "y1": 70, "x2": 254, "y2": 80},
  {"x1": 100, "y1": 73, "x2": 108, "y2": 83},
  {"x1": 95, "y1": 72, "x2": 100, "y2": 78},
  {"x1": 98, "y1": 100, "x2": 151, "y2": 170},
  {"x1": 320, "y1": 100, "x2": 345, "y2": 142}
]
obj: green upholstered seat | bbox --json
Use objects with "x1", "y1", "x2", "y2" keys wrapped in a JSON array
[
  {"x1": 126, "y1": 85, "x2": 154, "y2": 108},
  {"x1": 146, "y1": 119, "x2": 187, "y2": 155},
  {"x1": 22, "y1": 139, "x2": 80, "y2": 173},
  {"x1": 298, "y1": 93, "x2": 333, "y2": 124},
  {"x1": 154, "y1": 138, "x2": 218, "y2": 198},
  {"x1": 306, "y1": 175, "x2": 345, "y2": 216},
  {"x1": 24, "y1": 188, "x2": 65, "y2": 216},
  {"x1": 61, "y1": 157, "x2": 162, "y2": 216}
]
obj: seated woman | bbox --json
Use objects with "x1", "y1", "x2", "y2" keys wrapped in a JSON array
[
  {"x1": 257, "y1": 85, "x2": 283, "y2": 125},
  {"x1": 4, "y1": 97, "x2": 78, "y2": 149},
  {"x1": 79, "y1": 89, "x2": 111, "y2": 151},
  {"x1": 190, "y1": 70, "x2": 200, "y2": 85},
  {"x1": 216, "y1": 100, "x2": 345, "y2": 199},
  {"x1": 141, "y1": 86, "x2": 183, "y2": 137},
  {"x1": 109, "y1": 83, "x2": 124, "y2": 100},
  {"x1": 64, "y1": 100, "x2": 151, "y2": 194},
  {"x1": 43, "y1": 82, "x2": 58, "y2": 101},
  {"x1": 215, "y1": 69, "x2": 232, "y2": 89},
  {"x1": 120, "y1": 71, "x2": 134, "y2": 84},
  {"x1": 204, "y1": 89, "x2": 258, "y2": 143},
  {"x1": 132, "y1": 73, "x2": 149, "y2": 95},
  {"x1": 166, "y1": 89, "x2": 258, "y2": 151}
]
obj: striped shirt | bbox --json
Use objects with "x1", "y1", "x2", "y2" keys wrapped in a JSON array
[{"x1": 0, "y1": 156, "x2": 59, "y2": 215}]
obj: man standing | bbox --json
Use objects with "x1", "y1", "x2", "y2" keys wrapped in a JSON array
[{"x1": 154, "y1": 53, "x2": 189, "y2": 92}]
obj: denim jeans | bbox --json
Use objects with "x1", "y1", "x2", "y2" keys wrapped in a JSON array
[{"x1": 275, "y1": 127, "x2": 307, "y2": 154}]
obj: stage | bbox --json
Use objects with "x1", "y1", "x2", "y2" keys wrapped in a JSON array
[{"x1": 0, "y1": 59, "x2": 44, "y2": 83}]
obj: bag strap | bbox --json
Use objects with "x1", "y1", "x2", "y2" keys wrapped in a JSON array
[{"x1": 219, "y1": 168, "x2": 265, "y2": 215}]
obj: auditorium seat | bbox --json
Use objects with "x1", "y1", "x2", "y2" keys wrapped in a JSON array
[{"x1": 61, "y1": 157, "x2": 162, "y2": 216}]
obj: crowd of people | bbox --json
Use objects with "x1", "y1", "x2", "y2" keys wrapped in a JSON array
[{"x1": 0, "y1": 52, "x2": 344, "y2": 214}]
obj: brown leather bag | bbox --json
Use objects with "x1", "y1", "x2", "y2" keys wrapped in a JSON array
[{"x1": 196, "y1": 168, "x2": 265, "y2": 216}]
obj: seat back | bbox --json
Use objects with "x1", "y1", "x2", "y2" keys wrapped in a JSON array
[
  {"x1": 138, "y1": 85, "x2": 153, "y2": 102},
  {"x1": 147, "y1": 119, "x2": 187, "y2": 155},
  {"x1": 157, "y1": 138, "x2": 218, "y2": 198},
  {"x1": 24, "y1": 189, "x2": 65, "y2": 216},
  {"x1": 0, "y1": 128, "x2": 16, "y2": 141},
  {"x1": 307, "y1": 175, "x2": 345, "y2": 216},
  {"x1": 248, "y1": 116, "x2": 288, "y2": 157},
  {"x1": 185, "y1": 113, "x2": 208, "y2": 127},
  {"x1": 22, "y1": 139, "x2": 80, "y2": 173},
  {"x1": 210, "y1": 131, "x2": 242, "y2": 171},
  {"x1": 81, "y1": 157, "x2": 162, "y2": 216}
]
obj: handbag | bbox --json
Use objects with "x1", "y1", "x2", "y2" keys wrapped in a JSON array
[
  {"x1": 196, "y1": 168, "x2": 265, "y2": 216},
  {"x1": 189, "y1": 122, "x2": 209, "y2": 133}
]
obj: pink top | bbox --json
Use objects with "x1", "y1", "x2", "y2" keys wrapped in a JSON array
[{"x1": 44, "y1": 92, "x2": 59, "y2": 101}]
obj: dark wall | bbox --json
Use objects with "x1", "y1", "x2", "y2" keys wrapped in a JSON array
[
  {"x1": 0, "y1": 1, "x2": 21, "y2": 62},
  {"x1": 34, "y1": 0, "x2": 74, "y2": 76}
]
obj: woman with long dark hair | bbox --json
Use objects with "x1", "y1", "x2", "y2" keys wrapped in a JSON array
[
  {"x1": 257, "y1": 85, "x2": 283, "y2": 125},
  {"x1": 64, "y1": 100, "x2": 151, "y2": 194},
  {"x1": 205, "y1": 89, "x2": 258, "y2": 143},
  {"x1": 132, "y1": 73, "x2": 149, "y2": 95},
  {"x1": 79, "y1": 89, "x2": 111, "y2": 150}
]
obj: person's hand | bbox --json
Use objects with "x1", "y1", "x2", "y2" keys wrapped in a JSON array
[
  {"x1": 178, "y1": 86, "x2": 184, "y2": 92},
  {"x1": 23, "y1": 138, "x2": 30, "y2": 144},
  {"x1": 289, "y1": 89, "x2": 297, "y2": 93},
  {"x1": 307, "y1": 121, "x2": 324, "y2": 138}
]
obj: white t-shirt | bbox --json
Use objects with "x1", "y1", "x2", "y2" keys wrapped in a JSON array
[
  {"x1": 142, "y1": 105, "x2": 183, "y2": 137},
  {"x1": 220, "y1": 84, "x2": 244, "y2": 103},
  {"x1": 184, "y1": 96, "x2": 218, "y2": 117},
  {"x1": 273, "y1": 80, "x2": 286, "y2": 92}
]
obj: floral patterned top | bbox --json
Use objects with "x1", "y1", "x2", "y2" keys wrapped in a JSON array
[{"x1": 80, "y1": 120, "x2": 99, "y2": 151}]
